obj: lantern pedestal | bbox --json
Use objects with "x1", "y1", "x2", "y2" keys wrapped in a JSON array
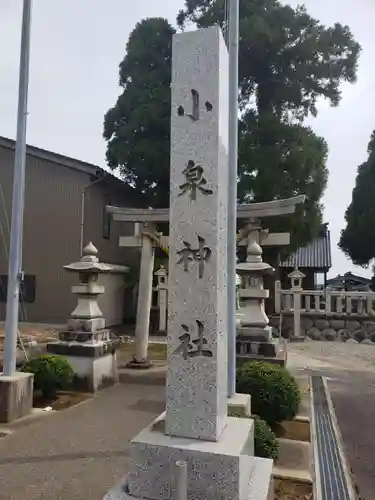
[{"x1": 236, "y1": 224, "x2": 286, "y2": 367}]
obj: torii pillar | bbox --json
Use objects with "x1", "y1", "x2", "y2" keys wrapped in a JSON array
[{"x1": 109, "y1": 196, "x2": 306, "y2": 368}]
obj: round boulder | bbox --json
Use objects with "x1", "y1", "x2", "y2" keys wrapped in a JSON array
[
  {"x1": 330, "y1": 319, "x2": 345, "y2": 330},
  {"x1": 322, "y1": 328, "x2": 337, "y2": 341},
  {"x1": 346, "y1": 320, "x2": 361, "y2": 332},
  {"x1": 352, "y1": 329, "x2": 366, "y2": 343},
  {"x1": 272, "y1": 326, "x2": 279, "y2": 338},
  {"x1": 361, "y1": 339, "x2": 374, "y2": 345},
  {"x1": 301, "y1": 317, "x2": 314, "y2": 330},
  {"x1": 306, "y1": 327, "x2": 322, "y2": 341},
  {"x1": 281, "y1": 329, "x2": 291, "y2": 339},
  {"x1": 283, "y1": 316, "x2": 294, "y2": 329},
  {"x1": 337, "y1": 329, "x2": 350, "y2": 342},
  {"x1": 346, "y1": 338, "x2": 358, "y2": 344},
  {"x1": 363, "y1": 321, "x2": 375, "y2": 334},
  {"x1": 315, "y1": 319, "x2": 330, "y2": 330},
  {"x1": 269, "y1": 316, "x2": 280, "y2": 327}
]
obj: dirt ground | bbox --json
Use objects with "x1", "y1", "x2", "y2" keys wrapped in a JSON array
[
  {"x1": 288, "y1": 341, "x2": 375, "y2": 500},
  {"x1": 0, "y1": 324, "x2": 58, "y2": 346}
]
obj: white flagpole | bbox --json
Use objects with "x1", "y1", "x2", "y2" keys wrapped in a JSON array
[
  {"x1": 3, "y1": 0, "x2": 32, "y2": 376},
  {"x1": 227, "y1": 0, "x2": 240, "y2": 397}
]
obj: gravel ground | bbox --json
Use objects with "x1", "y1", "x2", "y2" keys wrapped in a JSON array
[
  {"x1": 288, "y1": 341, "x2": 375, "y2": 500},
  {"x1": 288, "y1": 340, "x2": 375, "y2": 372}
]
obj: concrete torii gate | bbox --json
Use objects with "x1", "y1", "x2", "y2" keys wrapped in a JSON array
[{"x1": 107, "y1": 194, "x2": 305, "y2": 367}]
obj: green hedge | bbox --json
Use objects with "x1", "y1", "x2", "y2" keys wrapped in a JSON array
[
  {"x1": 236, "y1": 361, "x2": 301, "y2": 427},
  {"x1": 254, "y1": 418, "x2": 279, "y2": 460},
  {"x1": 22, "y1": 354, "x2": 74, "y2": 398}
]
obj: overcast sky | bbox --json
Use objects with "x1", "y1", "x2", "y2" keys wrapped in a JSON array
[{"x1": 0, "y1": 0, "x2": 374, "y2": 277}]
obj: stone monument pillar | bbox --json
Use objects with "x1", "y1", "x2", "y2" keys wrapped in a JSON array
[
  {"x1": 47, "y1": 242, "x2": 119, "y2": 392},
  {"x1": 236, "y1": 222, "x2": 286, "y2": 366},
  {"x1": 104, "y1": 26, "x2": 273, "y2": 500}
]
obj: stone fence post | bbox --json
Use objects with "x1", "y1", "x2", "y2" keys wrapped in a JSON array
[
  {"x1": 367, "y1": 295, "x2": 375, "y2": 316},
  {"x1": 274, "y1": 280, "x2": 281, "y2": 314},
  {"x1": 288, "y1": 267, "x2": 305, "y2": 338}
]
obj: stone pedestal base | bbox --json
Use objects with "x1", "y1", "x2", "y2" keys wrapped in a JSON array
[
  {"x1": 237, "y1": 339, "x2": 280, "y2": 358},
  {"x1": 46, "y1": 342, "x2": 118, "y2": 393},
  {"x1": 105, "y1": 458, "x2": 273, "y2": 500},
  {"x1": 237, "y1": 326, "x2": 272, "y2": 343},
  {"x1": 228, "y1": 393, "x2": 251, "y2": 417},
  {"x1": 237, "y1": 326, "x2": 286, "y2": 367},
  {"x1": 125, "y1": 359, "x2": 153, "y2": 370},
  {"x1": 103, "y1": 412, "x2": 273, "y2": 500},
  {"x1": 0, "y1": 372, "x2": 34, "y2": 423},
  {"x1": 237, "y1": 350, "x2": 287, "y2": 368}
]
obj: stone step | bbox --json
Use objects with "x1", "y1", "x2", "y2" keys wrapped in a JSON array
[{"x1": 246, "y1": 456, "x2": 274, "y2": 500}]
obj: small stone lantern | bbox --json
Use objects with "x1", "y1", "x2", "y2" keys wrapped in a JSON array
[
  {"x1": 46, "y1": 243, "x2": 119, "y2": 392},
  {"x1": 288, "y1": 266, "x2": 305, "y2": 291},
  {"x1": 155, "y1": 265, "x2": 168, "y2": 288},
  {"x1": 155, "y1": 266, "x2": 168, "y2": 332},
  {"x1": 288, "y1": 266, "x2": 305, "y2": 339}
]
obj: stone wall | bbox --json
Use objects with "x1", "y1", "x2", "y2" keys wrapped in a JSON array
[{"x1": 270, "y1": 313, "x2": 375, "y2": 344}]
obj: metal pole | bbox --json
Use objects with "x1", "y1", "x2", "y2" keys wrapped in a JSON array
[
  {"x1": 80, "y1": 189, "x2": 86, "y2": 256},
  {"x1": 80, "y1": 176, "x2": 106, "y2": 256},
  {"x1": 175, "y1": 460, "x2": 187, "y2": 500},
  {"x1": 227, "y1": 0, "x2": 239, "y2": 397},
  {"x1": 18, "y1": 11, "x2": 31, "y2": 276},
  {"x1": 3, "y1": 0, "x2": 32, "y2": 376}
]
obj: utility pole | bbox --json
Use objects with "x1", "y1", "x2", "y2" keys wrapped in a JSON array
[
  {"x1": 3, "y1": 0, "x2": 32, "y2": 376},
  {"x1": 227, "y1": 0, "x2": 239, "y2": 398}
]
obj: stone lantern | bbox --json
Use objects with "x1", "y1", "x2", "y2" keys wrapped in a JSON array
[
  {"x1": 288, "y1": 266, "x2": 305, "y2": 291},
  {"x1": 47, "y1": 242, "x2": 119, "y2": 392},
  {"x1": 236, "y1": 222, "x2": 285, "y2": 366},
  {"x1": 155, "y1": 266, "x2": 168, "y2": 333}
]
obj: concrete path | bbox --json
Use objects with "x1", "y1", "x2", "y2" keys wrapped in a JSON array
[
  {"x1": 288, "y1": 341, "x2": 375, "y2": 500},
  {"x1": 0, "y1": 383, "x2": 165, "y2": 500},
  {"x1": 1, "y1": 340, "x2": 374, "y2": 500}
]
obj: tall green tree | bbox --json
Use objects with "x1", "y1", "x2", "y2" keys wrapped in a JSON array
[
  {"x1": 104, "y1": 18, "x2": 175, "y2": 208},
  {"x1": 178, "y1": 0, "x2": 360, "y2": 118},
  {"x1": 104, "y1": 2, "x2": 360, "y2": 247},
  {"x1": 238, "y1": 111, "x2": 328, "y2": 250},
  {"x1": 339, "y1": 132, "x2": 375, "y2": 269}
]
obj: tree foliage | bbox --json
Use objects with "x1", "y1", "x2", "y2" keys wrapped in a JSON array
[
  {"x1": 104, "y1": 1, "x2": 360, "y2": 247},
  {"x1": 339, "y1": 132, "x2": 375, "y2": 269},
  {"x1": 178, "y1": 0, "x2": 360, "y2": 118},
  {"x1": 103, "y1": 18, "x2": 175, "y2": 208},
  {"x1": 238, "y1": 111, "x2": 328, "y2": 250}
]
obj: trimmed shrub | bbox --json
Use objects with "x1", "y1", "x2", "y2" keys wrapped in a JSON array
[
  {"x1": 254, "y1": 418, "x2": 279, "y2": 460},
  {"x1": 236, "y1": 361, "x2": 301, "y2": 427},
  {"x1": 22, "y1": 354, "x2": 74, "y2": 398},
  {"x1": 353, "y1": 329, "x2": 366, "y2": 343}
]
